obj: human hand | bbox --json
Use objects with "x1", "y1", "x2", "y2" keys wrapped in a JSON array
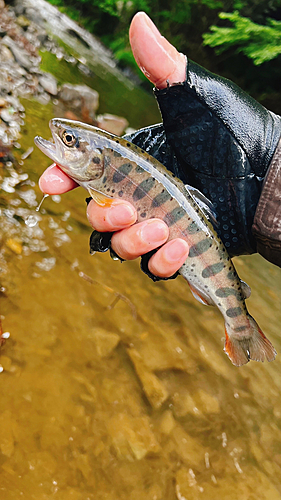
[{"x1": 39, "y1": 12, "x2": 190, "y2": 278}]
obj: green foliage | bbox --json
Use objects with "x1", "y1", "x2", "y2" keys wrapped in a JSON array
[
  {"x1": 45, "y1": 0, "x2": 281, "y2": 110},
  {"x1": 203, "y1": 11, "x2": 281, "y2": 65}
]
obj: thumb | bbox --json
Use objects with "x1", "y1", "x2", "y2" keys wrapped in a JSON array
[{"x1": 129, "y1": 12, "x2": 186, "y2": 89}]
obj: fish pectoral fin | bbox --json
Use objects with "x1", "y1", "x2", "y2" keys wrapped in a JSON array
[
  {"x1": 188, "y1": 282, "x2": 214, "y2": 306},
  {"x1": 88, "y1": 188, "x2": 114, "y2": 207},
  {"x1": 240, "y1": 280, "x2": 251, "y2": 299}
]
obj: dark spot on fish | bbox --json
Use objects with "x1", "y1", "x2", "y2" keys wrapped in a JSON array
[
  {"x1": 140, "y1": 212, "x2": 146, "y2": 218},
  {"x1": 163, "y1": 206, "x2": 186, "y2": 227},
  {"x1": 102, "y1": 176, "x2": 107, "y2": 184},
  {"x1": 226, "y1": 307, "x2": 242, "y2": 318},
  {"x1": 107, "y1": 188, "x2": 110, "y2": 192},
  {"x1": 215, "y1": 287, "x2": 243, "y2": 300},
  {"x1": 227, "y1": 270, "x2": 236, "y2": 280},
  {"x1": 118, "y1": 190, "x2": 123, "y2": 197},
  {"x1": 234, "y1": 325, "x2": 247, "y2": 332},
  {"x1": 151, "y1": 190, "x2": 170, "y2": 207},
  {"x1": 113, "y1": 163, "x2": 133, "y2": 183},
  {"x1": 133, "y1": 177, "x2": 155, "y2": 201},
  {"x1": 202, "y1": 262, "x2": 224, "y2": 278},
  {"x1": 112, "y1": 189, "x2": 115, "y2": 193},
  {"x1": 186, "y1": 221, "x2": 199, "y2": 234},
  {"x1": 189, "y1": 239, "x2": 212, "y2": 257},
  {"x1": 127, "y1": 143, "x2": 131, "y2": 147},
  {"x1": 92, "y1": 156, "x2": 101, "y2": 164}
]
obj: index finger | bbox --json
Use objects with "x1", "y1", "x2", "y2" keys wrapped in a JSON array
[{"x1": 39, "y1": 164, "x2": 79, "y2": 194}]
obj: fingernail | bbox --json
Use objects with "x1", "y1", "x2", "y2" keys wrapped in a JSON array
[
  {"x1": 107, "y1": 202, "x2": 136, "y2": 228},
  {"x1": 164, "y1": 239, "x2": 189, "y2": 263},
  {"x1": 139, "y1": 219, "x2": 168, "y2": 245}
]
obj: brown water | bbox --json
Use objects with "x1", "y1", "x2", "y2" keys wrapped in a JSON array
[{"x1": 1, "y1": 40, "x2": 281, "y2": 500}]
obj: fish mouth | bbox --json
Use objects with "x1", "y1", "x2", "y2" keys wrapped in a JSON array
[{"x1": 34, "y1": 135, "x2": 60, "y2": 164}]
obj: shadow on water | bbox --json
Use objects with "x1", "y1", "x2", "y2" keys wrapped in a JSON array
[{"x1": 1, "y1": 1, "x2": 281, "y2": 499}]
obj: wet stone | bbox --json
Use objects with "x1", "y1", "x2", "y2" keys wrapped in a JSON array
[
  {"x1": 91, "y1": 327, "x2": 120, "y2": 357},
  {"x1": 127, "y1": 347, "x2": 169, "y2": 409},
  {"x1": 107, "y1": 413, "x2": 160, "y2": 460},
  {"x1": 5, "y1": 238, "x2": 22, "y2": 254}
]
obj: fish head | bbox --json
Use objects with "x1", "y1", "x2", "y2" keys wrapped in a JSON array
[{"x1": 34, "y1": 118, "x2": 107, "y2": 183}]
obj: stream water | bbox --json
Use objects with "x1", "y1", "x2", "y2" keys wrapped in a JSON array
[{"x1": 1, "y1": 2, "x2": 281, "y2": 499}]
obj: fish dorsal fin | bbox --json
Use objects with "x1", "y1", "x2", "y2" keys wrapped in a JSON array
[
  {"x1": 240, "y1": 280, "x2": 251, "y2": 299},
  {"x1": 185, "y1": 184, "x2": 218, "y2": 227},
  {"x1": 88, "y1": 187, "x2": 114, "y2": 207},
  {"x1": 188, "y1": 282, "x2": 215, "y2": 306}
]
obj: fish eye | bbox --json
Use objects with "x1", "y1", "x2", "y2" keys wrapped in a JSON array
[{"x1": 61, "y1": 130, "x2": 79, "y2": 147}]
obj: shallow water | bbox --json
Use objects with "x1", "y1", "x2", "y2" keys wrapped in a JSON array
[{"x1": 1, "y1": 7, "x2": 281, "y2": 500}]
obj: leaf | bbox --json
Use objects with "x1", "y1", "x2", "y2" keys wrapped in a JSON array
[{"x1": 203, "y1": 11, "x2": 281, "y2": 65}]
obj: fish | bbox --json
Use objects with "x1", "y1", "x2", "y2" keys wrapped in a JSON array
[{"x1": 34, "y1": 118, "x2": 277, "y2": 367}]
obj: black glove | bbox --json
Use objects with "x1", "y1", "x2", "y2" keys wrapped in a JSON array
[{"x1": 90, "y1": 59, "x2": 281, "y2": 269}]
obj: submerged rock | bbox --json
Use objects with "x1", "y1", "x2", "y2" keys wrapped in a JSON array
[
  {"x1": 91, "y1": 327, "x2": 120, "y2": 357},
  {"x1": 127, "y1": 347, "x2": 169, "y2": 409},
  {"x1": 107, "y1": 413, "x2": 160, "y2": 460},
  {"x1": 58, "y1": 83, "x2": 99, "y2": 124}
]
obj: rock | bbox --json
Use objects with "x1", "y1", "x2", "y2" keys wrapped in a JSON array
[
  {"x1": 5, "y1": 238, "x2": 22, "y2": 254},
  {"x1": 127, "y1": 347, "x2": 169, "y2": 409},
  {"x1": 0, "y1": 45, "x2": 14, "y2": 62},
  {"x1": 91, "y1": 327, "x2": 120, "y2": 357},
  {"x1": 1, "y1": 107, "x2": 15, "y2": 124},
  {"x1": 2, "y1": 36, "x2": 34, "y2": 71},
  {"x1": 171, "y1": 426, "x2": 206, "y2": 466},
  {"x1": 58, "y1": 83, "x2": 99, "y2": 123},
  {"x1": 97, "y1": 113, "x2": 129, "y2": 136},
  {"x1": 16, "y1": 15, "x2": 31, "y2": 29},
  {"x1": 172, "y1": 391, "x2": 202, "y2": 418},
  {"x1": 37, "y1": 33, "x2": 49, "y2": 45},
  {"x1": 107, "y1": 413, "x2": 160, "y2": 460},
  {"x1": 38, "y1": 72, "x2": 58, "y2": 96},
  {"x1": 13, "y1": 2, "x2": 26, "y2": 16},
  {"x1": 159, "y1": 410, "x2": 176, "y2": 435}
]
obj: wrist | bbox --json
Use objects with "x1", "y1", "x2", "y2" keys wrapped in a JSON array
[{"x1": 252, "y1": 137, "x2": 281, "y2": 267}]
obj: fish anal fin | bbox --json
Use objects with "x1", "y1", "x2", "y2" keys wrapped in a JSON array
[
  {"x1": 188, "y1": 283, "x2": 214, "y2": 306},
  {"x1": 88, "y1": 188, "x2": 114, "y2": 207},
  {"x1": 224, "y1": 316, "x2": 277, "y2": 367}
]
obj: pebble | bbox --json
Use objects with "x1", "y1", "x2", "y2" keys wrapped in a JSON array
[{"x1": 5, "y1": 238, "x2": 22, "y2": 254}]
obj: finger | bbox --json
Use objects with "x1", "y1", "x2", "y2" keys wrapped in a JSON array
[
  {"x1": 148, "y1": 238, "x2": 189, "y2": 277},
  {"x1": 87, "y1": 198, "x2": 137, "y2": 232},
  {"x1": 39, "y1": 164, "x2": 78, "y2": 194},
  {"x1": 129, "y1": 12, "x2": 186, "y2": 88},
  {"x1": 111, "y1": 219, "x2": 169, "y2": 260}
]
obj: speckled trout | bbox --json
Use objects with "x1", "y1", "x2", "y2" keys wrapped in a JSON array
[{"x1": 35, "y1": 118, "x2": 277, "y2": 367}]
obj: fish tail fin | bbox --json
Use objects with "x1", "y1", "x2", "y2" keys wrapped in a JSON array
[{"x1": 224, "y1": 316, "x2": 277, "y2": 367}]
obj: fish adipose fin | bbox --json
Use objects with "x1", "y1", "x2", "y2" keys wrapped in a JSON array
[{"x1": 224, "y1": 316, "x2": 277, "y2": 366}]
